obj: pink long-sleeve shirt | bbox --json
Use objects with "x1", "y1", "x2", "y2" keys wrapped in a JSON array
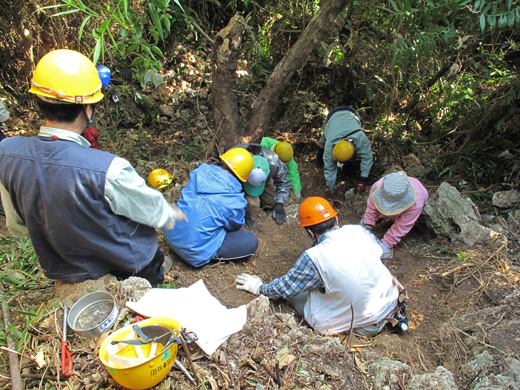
[{"x1": 363, "y1": 176, "x2": 429, "y2": 248}]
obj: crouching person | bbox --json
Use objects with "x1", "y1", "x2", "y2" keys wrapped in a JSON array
[
  {"x1": 164, "y1": 148, "x2": 259, "y2": 267},
  {"x1": 0, "y1": 50, "x2": 186, "y2": 287},
  {"x1": 361, "y1": 171, "x2": 429, "y2": 262},
  {"x1": 236, "y1": 197, "x2": 400, "y2": 337}
]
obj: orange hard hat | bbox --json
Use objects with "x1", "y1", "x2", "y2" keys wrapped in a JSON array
[{"x1": 299, "y1": 197, "x2": 338, "y2": 227}]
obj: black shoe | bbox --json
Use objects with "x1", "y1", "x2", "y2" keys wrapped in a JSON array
[{"x1": 245, "y1": 210, "x2": 256, "y2": 229}]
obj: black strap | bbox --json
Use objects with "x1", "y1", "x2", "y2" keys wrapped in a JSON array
[
  {"x1": 325, "y1": 106, "x2": 361, "y2": 123},
  {"x1": 341, "y1": 129, "x2": 363, "y2": 139},
  {"x1": 110, "y1": 325, "x2": 198, "y2": 346}
]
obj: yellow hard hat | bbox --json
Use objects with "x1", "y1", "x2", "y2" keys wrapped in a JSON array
[
  {"x1": 273, "y1": 142, "x2": 293, "y2": 164},
  {"x1": 28, "y1": 49, "x2": 104, "y2": 104},
  {"x1": 148, "y1": 168, "x2": 173, "y2": 190},
  {"x1": 332, "y1": 140, "x2": 354, "y2": 162},
  {"x1": 99, "y1": 317, "x2": 181, "y2": 390},
  {"x1": 220, "y1": 148, "x2": 254, "y2": 182}
]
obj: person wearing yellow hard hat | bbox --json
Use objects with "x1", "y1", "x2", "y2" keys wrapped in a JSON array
[
  {"x1": 164, "y1": 148, "x2": 259, "y2": 267},
  {"x1": 316, "y1": 106, "x2": 373, "y2": 201},
  {"x1": 260, "y1": 137, "x2": 302, "y2": 200},
  {"x1": 236, "y1": 197, "x2": 406, "y2": 337},
  {"x1": 0, "y1": 49, "x2": 186, "y2": 287},
  {"x1": 226, "y1": 142, "x2": 292, "y2": 227}
]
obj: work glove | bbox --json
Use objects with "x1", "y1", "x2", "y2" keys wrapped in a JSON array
[
  {"x1": 359, "y1": 216, "x2": 373, "y2": 229},
  {"x1": 355, "y1": 182, "x2": 366, "y2": 193},
  {"x1": 355, "y1": 177, "x2": 368, "y2": 193},
  {"x1": 163, "y1": 206, "x2": 187, "y2": 230},
  {"x1": 380, "y1": 242, "x2": 393, "y2": 263},
  {"x1": 329, "y1": 192, "x2": 340, "y2": 206},
  {"x1": 236, "y1": 273, "x2": 263, "y2": 295},
  {"x1": 245, "y1": 210, "x2": 256, "y2": 229},
  {"x1": 272, "y1": 202, "x2": 287, "y2": 225}
]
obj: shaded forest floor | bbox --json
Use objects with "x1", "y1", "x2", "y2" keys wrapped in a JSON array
[{"x1": 1, "y1": 56, "x2": 519, "y2": 389}]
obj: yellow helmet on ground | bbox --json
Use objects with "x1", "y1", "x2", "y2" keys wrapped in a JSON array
[
  {"x1": 148, "y1": 168, "x2": 173, "y2": 190},
  {"x1": 273, "y1": 142, "x2": 293, "y2": 164},
  {"x1": 332, "y1": 140, "x2": 354, "y2": 162},
  {"x1": 28, "y1": 49, "x2": 104, "y2": 104},
  {"x1": 220, "y1": 148, "x2": 254, "y2": 182},
  {"x1": 99, "y1": 317, "x2": 181, "y2": 390}
]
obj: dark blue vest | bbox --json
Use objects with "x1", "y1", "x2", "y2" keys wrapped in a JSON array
[{"x1": 0, "y1": 136, "x2": 157, "y2": 281}]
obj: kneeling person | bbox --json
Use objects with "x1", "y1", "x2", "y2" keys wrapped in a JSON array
[
  {"x1": 164, "y1": 148, "x2": 259, "y2": 267},
  {"x1": 229, "y1": 143, "x2": 291, "y2": 225},
  {"x1": 361, "y1": 171, "x2": 429, "y2": 261},
  {"x1": 236, "y1": 197, "x2": 400, "y2": 337}
]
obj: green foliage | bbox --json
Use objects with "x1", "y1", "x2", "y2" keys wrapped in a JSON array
[
  {"x1": 381, "y1": 0, "x2": 520, "y2": 66},
  {"x1": 0, "y1": 237, "x2": 51, "y2": 299},
  {"x1": 248, "y1": 23, "x2": 273, "y2": 79},
  {"x1": 134, "y1": 92, "x2": 161, "y2": 125},
  {"x1": 158, "y1": 281, "x2": 177, "y2": 288},
  {"x1": 475, "y1": 0, "x2": 520, "y2": 32},
  {"x1": 419, "y1": 245, "x2": 472, "y2": 263},
  {"x1": 428, "y1": 74, "x2": 480, "y2": 133},
  {"x1": 43, "y1": 0, "x2": 185, "y2": 88},
  {"x1": 180, "y1": 135, "x2": 205, "y2": 161}
]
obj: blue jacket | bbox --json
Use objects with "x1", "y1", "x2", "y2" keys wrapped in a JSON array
[{"x1": 164, "y1": 163, "x2": 247, "y2": 267}]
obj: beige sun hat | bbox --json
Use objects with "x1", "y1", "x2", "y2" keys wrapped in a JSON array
[{"x1": 372, "y1": 172, "x2": 417, "y2": 216}]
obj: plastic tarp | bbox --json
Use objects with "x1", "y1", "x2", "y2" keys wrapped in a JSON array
[{"x1": 126, "y1": 279, "x2": 247, "y2": 355}]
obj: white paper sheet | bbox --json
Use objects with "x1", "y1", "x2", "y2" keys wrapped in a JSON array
[{"x1": 126, "y1": 279, "x2": 247, "y2": 355}]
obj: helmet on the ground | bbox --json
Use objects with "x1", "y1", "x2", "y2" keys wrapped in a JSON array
[
  {"x1": 28, "y1": 49, "x2": 104, "y2": 104},
  {"x1": 220, "y1": 148, "x2": 254, "y2": 182},
  {"x1": 273, "y1": 142, "x2": 293, "y2": 164},
  {"x1": 99, "y1": 316, "x2": 181, "y2": 390},
  {"x1": 148, "y1": 168, "x2": 173, "y2": 190},
  {"x1": 332, "y1": 140, "x2": 354, "y2": 162},
  {"x1": 299, "y1": 197, "x2": 338, "y2": 227}
]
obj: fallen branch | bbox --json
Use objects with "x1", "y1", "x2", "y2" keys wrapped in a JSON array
[
  {"x1": 20, "y1": 373, "x2": 58, "y2": 381},
  {"x1": 282, "y1": 358, "x2": 296, "y2": 383},
  {"x1": 223, "y1": 346, "x2": 237, "y2": 389},
  {"x1": 180, "y1": 332, "x2": 201, "y2": 386},
  {"x1": 261, "y1": 361, "x2": 281, "y2": 385},
  {"x1": 2, "y1": 300, "x2": 23, "y2": 390}
]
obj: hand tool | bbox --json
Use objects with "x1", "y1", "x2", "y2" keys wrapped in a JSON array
[{"x1": 61, "y1": 303, "x2": 73, "y2": 377}]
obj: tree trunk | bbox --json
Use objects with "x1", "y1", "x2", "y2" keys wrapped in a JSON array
[
  {"x1": 210, "y1": 14, "x2": 245, "y2": 150},
  {"x1": 243, "y1": 0, "x2": 349, "y2": 143}
]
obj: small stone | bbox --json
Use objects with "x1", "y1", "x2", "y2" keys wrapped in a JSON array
[{"x1": 492, "y1": 190, "x2": 519, "y2": 208}]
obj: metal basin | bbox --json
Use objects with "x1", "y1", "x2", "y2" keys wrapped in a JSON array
[{"x1": 68, "y1": 291, "x2": 119, "y2": 338}]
